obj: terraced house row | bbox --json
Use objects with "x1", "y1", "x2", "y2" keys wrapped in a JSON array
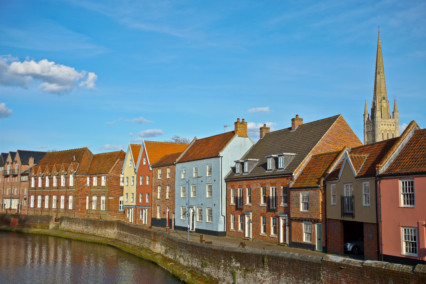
[{"x1": 1, "y1": 31, "x2": 424, "y2": 264}]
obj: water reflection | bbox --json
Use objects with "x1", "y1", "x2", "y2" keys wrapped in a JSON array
[{"x1": 0, "y1": 232, "x2": 181, "y2": 284}]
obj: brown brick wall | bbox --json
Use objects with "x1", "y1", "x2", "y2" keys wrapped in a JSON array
[
  {"x1": 226, "y1": 177, "x2": 291, "y2": 243},
  {"x1": 152, "y1": 164, "x2": 176, "y2": 227},
  {"x1": 364, "y1": 222, "x2": 379, "y2": 260},
  {"x1": 327, "y1": 218, "x2": 344, "y2": 255}
]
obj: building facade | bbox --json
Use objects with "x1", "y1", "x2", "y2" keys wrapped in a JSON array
[
  {"x1": 122, "y1": 144, "x2": 140, "y2": 223},
  {"x1": 364, "y1": 30, "x2": 399, "y2": 144},
  {"x1": 175, "y1": 119, "x2": 253, "y2": 236},
  {"x1": 226, "y1": 115, "x2": 362, "y2": 244}
]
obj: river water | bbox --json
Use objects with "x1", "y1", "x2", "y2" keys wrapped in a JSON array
[{"x1": 0, "y1": 231, "x2": 181, "y2": 284}]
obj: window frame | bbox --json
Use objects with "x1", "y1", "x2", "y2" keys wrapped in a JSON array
[
  {"x1": 362, "y1": 182, "x2": 370, "y2": 206},
  {"x1": 400, "y1": 179, "x2": 415, "y2": 207},
  {"x1": 206, "y1": 208, "x2": 212, "y2": 223},
  {"x1": 303, "y1": 222, "x2": 313, "y2": 243},
  {"x1": 402, "y1": 227, "x2": 418, "y2": 256},
  {"x1": 300, "y1": 192, "x2": 309, "y2": 212},
  {"x1": 330, "y1": 184, "x2": 337, "y2": 206},
  {"x1": 206, "y1": 184, "x2": 212, "y2": 198},
  {"x1": 191, "y1": 185, "x2": 196, "y2": 198}
]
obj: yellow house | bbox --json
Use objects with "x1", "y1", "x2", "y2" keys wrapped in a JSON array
[{"x1": 122, "y1": 144, "x2": 140, "y2": 223}]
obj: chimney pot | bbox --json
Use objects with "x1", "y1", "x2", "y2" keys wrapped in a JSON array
[
  {"x1": 291, "y1": 115, "x2": 303, "y2": 130},
  {"x1": 260, "y1": 123, "x2": 270, "y2": 139},
  {"x1": 234, "y1": 118, "x2": 248, "y2": 137}
]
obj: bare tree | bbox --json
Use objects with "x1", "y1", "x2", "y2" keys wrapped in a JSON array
[{"x1": 170, "y1": 135, "x2": 191, "y2": 144}]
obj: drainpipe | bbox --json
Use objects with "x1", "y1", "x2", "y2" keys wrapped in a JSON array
[
  {"x1": 323, "y1": 177, "x2": 327, "y2": 253},
  {"x1": 376, "y1": 176, "x2": 383, "y2": 261},
  {"x1": 220, "y1": 156, "x2": 225, "y2": 232}
]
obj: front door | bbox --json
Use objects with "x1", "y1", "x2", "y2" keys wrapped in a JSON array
[
  {"x1": 316, "y1": 223, "x2": 322, "y2": 251},
  {"x1": 279, "y1": 217, "x2": 286, "y2": 244},
  {"x1": 129, "y1": 208, "x2": 133, "y2": 223},
  {"x1": 143, "y1": 209, "x2": 147, "y2": 224},
  {"x1": 244, "y1": 213, "x2": 252, "y2": 238},
  {"x1": 189, "y1": 208, "x2": 195, "y2": 231}
]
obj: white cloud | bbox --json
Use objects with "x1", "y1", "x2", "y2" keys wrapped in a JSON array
[
  {"x1": 129, "y1": 132, "x2": 134, "y2": 137},
  {"x1": 247, "y1": 122, "x2": 277, "y2": 137},
  {"x1": 137, "y1": 129, "x2": 163, "y2": 139},
  {"x1": 98, "y1": 144, "x2": 124, "y2": 151},
  {"x1": 0, "y1": 103, "x2": 13, "y2": 118},
  {"x1": 0, "y1": 56, "x2": 97, "y2": 93},
  {"x1": 128, "y1": 116, "x2": 153, "y2": 124},
  {"x1": 400, "y1": 123, "x2": 408, "y2": 134},
  {"x1": 248, "y1": 107, "x2": 270, "y2": 113},
  {"x1": 106, "y1": 120, "x2": 116, "y2": 125}
]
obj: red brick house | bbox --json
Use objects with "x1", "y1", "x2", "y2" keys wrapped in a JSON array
[
  {"x1": 225, "y1": 115, "x2": 361, "y2": 244},
  {"x1": 135, "y1": 141, "x2": 188, "y2": 226},
  {"x1": 289, "y1": 150, "x2": 344, "y2": 251},
  {"x1": 151, "y1": 151, "x2": 184, "y2": 229},
  {"x1": 1, "y1": 150, "x2": 46, "y2": 214},
  {"x1": 377, "y1": 124, "x2": 425, "y2": 264}
]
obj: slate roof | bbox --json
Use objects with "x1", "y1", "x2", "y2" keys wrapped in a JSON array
[
  {"x1": 178, "y1": 131, "x2": 235, "y2": 163},
  {"x1": 9, "y1": 152, "x2": 16, "y2": 162},
  {"x1": 130, "y1": 144, "x2": 141, "y2": 164},
  {"x1": 152, "y1": 152, "x2": 183, "y2": 168},
  {"x1": 0, "y1": 153, "x2": 7, "y2": 167},
  {"x1": 88, "y1": 150, "x2": 125, "y2": 174},
  {"x1": 226, "y1": 115, "x2": 341, "y2": 180},
  {"x1": 144, "y1": 141, "x2": 188, "y2": 165},
  {"x1": 17, "y1": 150, "x2": 46, "y2": 165},
  {"x1": 382, "y1": 129, "x2": 426, "y2": 175},
  {"x1": 292, "y1": 151, "x2": 342, "y2": 188}
]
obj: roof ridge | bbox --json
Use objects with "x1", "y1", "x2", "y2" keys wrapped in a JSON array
[
  {"x1": 144, "y1": 140, "x2": 189, "y2": 145},
  {"x1": 268, "y1": 114, "x2": 340, "y2": 135},
  {"x1": 195, "y1": 131, "x2": 235, "y2": 141},
  {"x1": 312, "y1": 150, "x2": 342, "y2": 157}
]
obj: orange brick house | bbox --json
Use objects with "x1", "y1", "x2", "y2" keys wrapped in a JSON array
[
  {"x1": 225, "y1": 115, "x2": 361, "y2": 244},
  {"x1": 135, "y1": 141, "x2": 188, "y2": 226},
  {"x1": 289, "y1": 150, "x2": 344, "y2": 251}
]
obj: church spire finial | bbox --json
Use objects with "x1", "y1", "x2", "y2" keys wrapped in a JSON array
[
  {"x1": 373, "y1": 28, "x2": 388, "y2": 110},
  {"x1": 393, "y1": 97, "x2": 398, "y2": 113}
]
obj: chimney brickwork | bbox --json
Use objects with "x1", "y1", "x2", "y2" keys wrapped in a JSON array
[
  {"x1": 291, "y1": 115, "x2": 303, "y2": 130},
  {"x1": 234, "y1": 118, "x2": 248, "y2": 137}
]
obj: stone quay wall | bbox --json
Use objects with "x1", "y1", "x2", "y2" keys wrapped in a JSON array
[{"x1": 0, "y1": 214, "x2": 425, "y2": 284}]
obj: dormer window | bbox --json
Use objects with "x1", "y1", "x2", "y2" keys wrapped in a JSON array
[
  {"x1": 235, "y1": 163, "x2": 242, "y2": 174},
  {"x1": 244, "y1": 161, "x2": 248, "y2": 173},
  {"x1": 278, "y1": 156, "x2": 284, "y2": 169},
  {"x1": 267, "y1": 157, "x2": 273, "y2": 170}
]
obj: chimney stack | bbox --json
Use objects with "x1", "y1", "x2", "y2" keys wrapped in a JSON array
[
  {"x1": 234, "y1": 118, "x2": 248, "y2": 137},
  {"x1": 291, "y1": 114, "x2": 303, "y2": 130},
  {"x1": 259, "y1": 124, "x2": 270, "y2": 139}
]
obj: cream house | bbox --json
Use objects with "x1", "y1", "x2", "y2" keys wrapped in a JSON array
[{"x1": 122, "y1": 144, "x2": 140, "y2": 223}]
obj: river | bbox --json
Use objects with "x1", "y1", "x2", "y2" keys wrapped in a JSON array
[{"x1": 0, "y1": 231, "x2": 181, "y2": 283}]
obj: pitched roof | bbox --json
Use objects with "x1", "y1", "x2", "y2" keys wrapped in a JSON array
[
  {"x1": 36, "y1": 148, "x2": 92, "y2": 174},
  {"x1": 382, "y1": 129, "x2": 426, "y2": 175},
  {"x1": 348, "y1": 153, "x2": 369, "y2": 174},
  {"x1": 0, "y1": 153, "x2": 8, "y2": 167},
  {"x1": 17, "y1": 150, "x2": 46, "y2": 165},
  {"x1": 9, "y1": 152, "x2": 17, "y2": 161},
  {"x1": 144, "y1": 141, "x2": 188, "y2": 165},
  {"x1": 227, "y1": 115, "x2": 341, "y2": 180},
  {"x1": 292, "y1": 151, "x2": 342, "y2": 188},
  {"x1": 152, "y1": 152, "x2": 183, "y2": 168},
  {"x1": 88, "y1": 150, "x2": 125, "y2": 174},
  {"x1": 130, "y1": 144, "x2": 141, "y2": 164},
  {"x1": 178, "y1": 131, "x2": 235, "y2": 163}
]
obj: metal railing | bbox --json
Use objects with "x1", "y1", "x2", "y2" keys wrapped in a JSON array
[{"x1": 341, "y1": 196, "x2": 354, "y2": 217}]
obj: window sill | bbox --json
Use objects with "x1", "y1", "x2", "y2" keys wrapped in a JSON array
[
  {"x1": 399, "y1": 205, "x2": 415, "y2": 208},
  {"x1": 260, "y1": 233, "x2": 267, "y2": 236},
  {"x1": 280, "y1": 204, "x2": 287, "y2": 207},
  {"x1": 245, "y1": 203, "x2": 251, "y2": 206},
  {"x1": 270, "y1": 234, "x2": 277, "y2": 238},
  {"x1": 260, "y1": 204, "x2": 266, "y2": 207},
  {"x1": 402, "y1": 253, "x2": 418, "y2": 257}
]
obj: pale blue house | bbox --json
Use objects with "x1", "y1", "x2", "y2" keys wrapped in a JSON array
[{"x1": 175, "y1": 119, "x2": 253, "y2": 236}]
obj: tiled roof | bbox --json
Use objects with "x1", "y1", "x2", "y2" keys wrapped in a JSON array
[
  {"x1": 292, "y1": 151, "x2": 342, "y2": 188},
  {"x1": 145, "y1": 141, "x2": 188, "y2": 165},
  {"x1": 227, "y1": 115, "x2": 341, "y2": 180},
  {"x1": 327, "y1": 160, "x2": 343, "y2": 181},
  {"x1": 349, "y1": 138, "x2": 399, "y2": 177},
  {"x1": 17, "y1": 150, "x2": 46, "y2": 165},
  {"x1": 178, "y1": 131, "x2": 235, "y2": 163},
  {"x1": 0, "y1": 153, "x2": 7, "y2": 167},
  {"x1": 88, "y1": 150, "x2": 125, "y2": 174},
  {"x1": 348, "y1": 154, "x2": 369, "y2": 174},
  {"x1": 383, "y1": 129, "x2": 426, "y2": 175},
  {"x1": 152, "y1": 152, "x2": 183, "y2": 168},
  {"x1": 9, "y1": 152, "x2": 17, "y2": 162},
  {"x1": 37, "y1": 148, "x2": 92, "y2": 174},
  {"x1": 130, "y1": 144, "x2": 141, "y2": 164}
]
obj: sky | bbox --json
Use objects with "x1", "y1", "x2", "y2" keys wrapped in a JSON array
[{"x1": 1, "y1": 0, "x2": 425, "y2": 153}]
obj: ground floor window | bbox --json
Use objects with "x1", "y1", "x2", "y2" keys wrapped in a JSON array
[
  {"x1": 68, "y1": 196, "x2": 73, "y2": 210},
  {"x1": 52, "y1": 195, "x2": 57, "y2": 209},
  {"x1": 303, "y1": 222, "x2": 312, "y2": 243},
  {"x1": 30, "y1": 196, "x2": 34, "y2": 208},
  {"x1": 119, "y1": 197, "x2": 124, "y2": 211},
  {"x1": 45, "y1": 195, "x2": 49, "y2": 209},
  {"x1": 60, "y1": 196, "x2": 65, "y2": 209},
  {"x1": 230, "y1": 214, "x2": 235, "y2": 230},
  {"x1": 261, "y1": 216, "x2": 266, "y2": 235},
  {"x1": 101, "y1": 196, "x2": 106, "y2": 211},
  {"x1": 181, "y1": 207, "x2": 186, "y2": 220},
  {"x1": 271, "y1": 217, "x2": 277, "y2": 236},
  {"x1": 402, "y1": 227, "x2": 417, "y2": 256},
  {"x1": 206, "y1": 208, "x2": 212, "y2": 223},
  {"x1": 157, "y1": 205, "x2": 161, "y2": 219},
  {"x1": 197, "y1": 207, "x2": 203, "y2": 222},
  {"x1": 238, "y1": 215, "x2": 244, "y2": 232}
]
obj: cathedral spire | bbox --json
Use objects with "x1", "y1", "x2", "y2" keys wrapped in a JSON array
[
  {"x1": 364, "y1": 100, "x2": 368, "y2": 119},
  {"x1": 373, "y1": 29, "x2": 388, "y2": 108},
  {"x1": 393, "y1": 97, "x2": 398, "y2": 113}
]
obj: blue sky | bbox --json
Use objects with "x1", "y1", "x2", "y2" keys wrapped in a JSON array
[{"x1": 1, "y1": 0, "x2": 425, "y2": 153}]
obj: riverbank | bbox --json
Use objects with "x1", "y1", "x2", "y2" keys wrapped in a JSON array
[{"x1": 1, "y1": 214, "x2": 425, "y2": 283}]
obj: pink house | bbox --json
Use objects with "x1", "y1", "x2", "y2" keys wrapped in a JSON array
[{"x1": 378, "y1": 126, "x2": 426, "y2": 264}]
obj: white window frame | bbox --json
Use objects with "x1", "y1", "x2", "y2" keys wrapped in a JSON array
[
  {"x1": 131, "y1": 193, "x2": 134, "y2": 203},
  {"x1": 246, "y1": 187, "x2": 251, "y2": 205},
  {"x1": 101, "y1": 196, "x2": 106, "y2": 211},
  {"x1": 31, "y1": 177, "x2": 35, "y2": 188},
  {"x1": 53, "y1": 176, "x2": 57, "y2": 187},
  {"x1": 157, "y1": 205, "x2": 161, "y2": 219},
  {"x1": 131, "y1": 176, "x2": 134, "y2": 186},
  {"x1": 281, "y1": 186, "x2": 288, "y2": 206},
  {"x1": 261, "y1": 187, "x2": 266, "y2": 205},
  {"x1": 261, "y1": 216, "x2": 266, "y2": 235},
  {"x1": 206, "y1": 164, "x2": 212, "y2": 177},
  {"x1": 330, "y1": 184, "x2": 337, "y2": 206},
  {"x1": 402, "y1": 227, "x2": 417, "y2": 256},
  {"x1": 68, "y1": 195, "x2": 73, "y2": 210},
  {"x1": 38, "y1": 177, "x2": 42, "y2": 187},
  {"x1": 69, "y1": 174, "x2": 74, "y2": 187},
  {"x1": 143, "y1": 158, "x2": 146, "y2": 165},
  {"x1": 270, "y1": 187, "x2": 277, "y2": 209},
  {"x1": 180, "y1": 207, "x2": 186, "y2": 220},
  {"x1": 30, "y1": 195, "x2": 35, "y2": 208},
  {"x1": 166, "y1": 186, "x2": 170, "y2": 200},
  {"x1": 303, "y1": 222, "x2": 313, "y2": 243},
  {"x1": 181, "y1": 168, "x2": 186, "y2": 179},
  {"x1": 278, "y1": 156, "x2": 284, "y2": 169},
  {"x1": 157, "y1": 186, "x2": 161, "y2": 200},
  {"x1": 139, "y1": 193, "x2": 142, "y2": 203},
  {"x1": 181, "y1": 185, "x2": 186, "y2": 198},
  {"x1": 140, "y1": 176, "x2": 143, "y2": 186},
  {"x1": 167, "y1": 167, "x2": 171, "y2": 178},
  {"x1": 101, "y1": 176, "x2": 106, "y2": 186},
  {"x1": 238, "y1": 215, "x2": 244, "y2": 232},
  {"x1": 126, "y1": 177, "x2": 129, "y2": 186},
  {"x1": 146, "y1": 193, "x2": 149, "y2": 203},
  {"x1": 191, "y1": 185, "x2": 196, "y2": 198},
  {"x1": 37, "y1": 195, "x2": 42, "y2": 208},
  {"x1": 146, "y1": 175, "x2": 149, "y2": 185},
  {"x1": 206, "y1": 208, "x2": 212, "y2": 223},
  {"x1": 362, "y1": 182, "x2": 370, "y2": 206},
  {"x1": 197, "y1": 207, "x2": 203, "y2": 222},
  {"x1": 193, "y1": 166, "x2": 198, "y2": 178},
  {"x1": 206, "y1": 184, "x2": 212, "y2": 198},
  {"x1": 60, "y1": 195, "x2": 65, "y2": 209},
  {"x1": 267, "y1": 157, "x2": 273, "y2": 170},
  {"x1": 243, "y1": 161, "x2": 248, "y2": 173},
  {"x1": 230, "y1": 214, "x2": 235, "y2": 230},
  {"x1": 271, "y1": 217, "x2": 277, "y2": 236},
  {"x1": 44, "y1": 195, "x2": 49, "y2": 209},
  {"x1": 125, "y1": 193, "x2": 128, "y2": 203},
  {"x1": 235, "y1": 163, "x2": 241, "y2": 174},
  {"x1": 230, "y1": 188, "x2": 235, "y2": 204},
  {"x1": 119, "y1": 197, "x2": 124, "y2": 211},
  {"x1": 158, "y1": 169, "x2": 162, "y2": 179},
  {"x1": 92, "y1": 196, "x2": 97, "y2": 210},
  {"x1": 400, "y1": 180, "x2": 415, "y2": 207},
  {"x1": 61, "y1": 175, "x2": 65, "y2": 187},
  {"x1": 45, "y1": 177, "x2": 49, "y2": 187},
  {"x1": 86, "y1": 196, "x2": 89, "y2": 210},
  {"x1": 300, "y1": 192, "x2": 309, "y2": 212},
  {"x1": 52, "y1": 195, "x2": 57, "y2": 209}
]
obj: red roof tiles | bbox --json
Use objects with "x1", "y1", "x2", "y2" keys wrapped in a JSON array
[
  {"x1": 144, "y1": 141, "x2": 188, "y2": 165},
  {"x1": 88, "y1": 151, "x2": 125, "y2": 174}
]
